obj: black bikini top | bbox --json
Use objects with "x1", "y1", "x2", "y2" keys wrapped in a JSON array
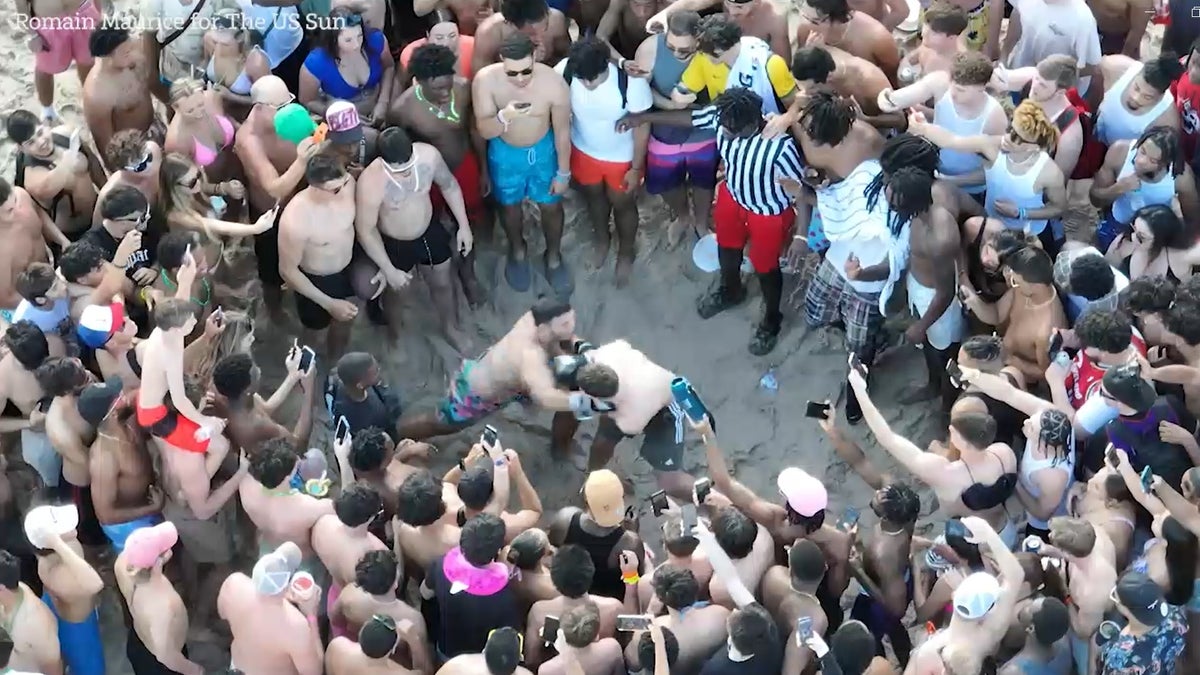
[{"x1": 961, "y1": 450, "x2": 1018, "y2": 511}]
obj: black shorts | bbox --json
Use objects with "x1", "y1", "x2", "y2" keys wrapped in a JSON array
[
  {"x1": 596, "y1": 406, "x2": 687, "y2": 472},
  {"x1": 295, "y1": 265, "x2": 357, "y2": 330},
  {"x1": 253, "y1": 202, "x2": 286, "y2": 288},
  {"x1": 382, "y1": 226, "x2": 453, "y2": 273}
]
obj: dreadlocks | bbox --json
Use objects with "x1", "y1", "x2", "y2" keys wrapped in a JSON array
[
  {"x1": 798, "y1": 89, "x2": 855, "y2": 146},
  {"x1": 866, "y1": 167, "x2": 935, "y2": 236},
  {"x1": 714, "y1": 87, "x2": 765, "y2": 135},
  {"x1": 1135, "y1": 125, "x2": 1184, "y2": 177},
  {"x1": 879, "y1": 133, "x2": 939, "y2": 177}
]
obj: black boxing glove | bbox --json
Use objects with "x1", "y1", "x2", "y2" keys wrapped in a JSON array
[
  {"x1": 573, "y1": 340, "x2": 596, "y2": 354},
  {"x1": 552, "y1": 354, "x2": 588, "y2": 388}
]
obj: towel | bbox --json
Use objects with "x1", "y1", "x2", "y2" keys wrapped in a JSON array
[{"x1": 726, "y1": 37, "x2": 781, "y2": 115}]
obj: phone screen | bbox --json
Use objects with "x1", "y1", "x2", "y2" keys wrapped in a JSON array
[
  {"x1": 1048, "y1": 331, "x2": 1064, "y2": 359},
  {"x1": 1140, "y1": 466, "x2": 1154, "y2": 492},
  {"x1": 542, "y1": 615, "x2": 560, "y2": 644},
  {"x1": 804, "y1": 401, "x2": 831, "y2": 419},
  {"x1": 796, "y1": 616, "x2": 813, "y2": 640},
  {"x1": 617, "y1": 615, "x2": 652, "y2": 631},
  {"x1": 693, "y1": 478, "x2": 712, "y2": 505},
  {"x1": 649, "y1": 490, "x2": 668, "y2": 517},
  {"x1": 335, "y1": 416, "x2": 350, "y2": 443},
  {"x1": 838, "y1": 507, "x2": 860, "y2": 532},
  {"x1": 945, "y1": 360, "x2": 963, "y2": 386},
  {"x1": 481, "y1": 425, "x2": 499, "y2": 448},
  {"x1": 680, "y1": 504, "x2": 697, "y2": 536},
  {"x1": 298, "y1": 346, "x2": 316, "y2": 374}
]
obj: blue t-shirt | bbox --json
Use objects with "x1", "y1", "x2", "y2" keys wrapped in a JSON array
[{"x1": 1100, "y1": 605, "x2": 1188, "y2": 675}]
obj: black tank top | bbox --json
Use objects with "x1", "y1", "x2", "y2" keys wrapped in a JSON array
[
  {"x1": 563, "y1": 511, "x2": 627, "y2": 600},
  {"x1": 967, "y1": 220, "x2": 1007, "y2": 303}
]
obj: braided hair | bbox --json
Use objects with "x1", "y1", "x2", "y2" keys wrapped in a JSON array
[
  {"x1": 865, "y1": 134, "x2": 939, "y2": 236},
  {"x1": 798, "y1": 89, "x2": 855, "y2": 146},
  {"x1": 1135, "y1": 125, "x2": 1185, "y2": 177},
  {"x1": 714, "y1": 87, "x2": 764, "y2": 135}
]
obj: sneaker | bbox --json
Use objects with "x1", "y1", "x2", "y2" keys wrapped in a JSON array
[{"x1": 697, "y1": 282, "x2": 746, "y2": 319}]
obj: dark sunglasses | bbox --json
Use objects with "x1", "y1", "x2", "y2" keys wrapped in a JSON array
[
  {"x1": 337, "y1": 13, "x2": 364, "y2": 27},
  {"x1": 505, "y1": 67, "x2": 534, "y2": 77},
  {"x1": 126, "y1": 152, "x2": 152, "y2": 173}
]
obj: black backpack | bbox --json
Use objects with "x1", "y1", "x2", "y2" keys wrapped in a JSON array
[{"x1": 562, "y1": 63, "x2": 629, "y2": 110}]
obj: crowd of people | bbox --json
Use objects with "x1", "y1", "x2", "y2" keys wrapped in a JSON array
[{"x1": 3, "y1": 0, "x2": 1200, "y2": 672}]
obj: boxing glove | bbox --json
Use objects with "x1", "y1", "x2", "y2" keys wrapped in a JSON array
[
  {"x1": 553, "y1": 354, "x2": 589, "y2": 388},
  {"x1": 573, "y1": 340, "x2": 596, "y2": 354}
]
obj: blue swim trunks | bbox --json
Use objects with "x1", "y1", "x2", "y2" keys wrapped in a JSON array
[
  {"x1": 486, "y1": 131, "x2": 562, "y2": 207},
  {"x1": 101, "y1": 514, "x2": 163, "y2": 553},
  {"x1": 44, "y1": 592, "x2": 105, "y2": 675}
]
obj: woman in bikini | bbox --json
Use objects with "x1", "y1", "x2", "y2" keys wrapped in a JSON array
[
  {"x1": 205, "y1": 10, "x2": 271, "y2": 122},
  {"x1": 299, "y1": 7, "x2": 396, "y2": 126},
  {"x1": 1105, "y1": 205, "x2": 1200, "y2": 284},
  {"x1": 163, "y1": 79, "x2": 247, "y2": 223}
]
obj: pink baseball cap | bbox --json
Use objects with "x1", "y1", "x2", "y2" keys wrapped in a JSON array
[
  {"x1": 325, "y1": 100, "x2": 363, "y2": 145},
  {"x1": 777, "y1": 467, "x2": 828, "y2": 516},
  {"x1": 124, "y1": 522, "x2": 178, "y2": 569}
]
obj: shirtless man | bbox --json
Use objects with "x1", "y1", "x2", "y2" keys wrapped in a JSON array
[
  {"x1": 82, "y1": 24, "x2": 156, "y2": 161},
  {"x1": 211, "y1": 350, "x2": 316, "y2": 457},
  {"x1": 472, "y1": 0, "x2": 572, "y2": 74},
  {"x1": 1089, "y1": 0, "x2": 1154, "y2": 56},
  {"x1": 0, "y1": 181, "x2": 57, "y2": 317},
  {"x1": 645, "y1": 0, "x2": 790, "y2": 58},
  {"x1": 92, "y1": 131, "x2": 162, "y2": 227},
  {"x1": 33, "y1": 526, "x2": 104, "y2": 675},
  {"x1": 89, "y1": 389, "x2": 164, "y2": 552},
  {"x1": 0, "y1": 550, "x2": 62, "y2": 675},
  {"x1": 329, "y1": 549, "x2": 432, "y2": 673},
  {"x1": 115, "y1": 522, "x2": 201, "y2": 675},
  {"x1": 389, "y1": 42, "x2": 487, "y2": 304},
  {"x1": 1035, "y1": 516, "x2": 1117, "y2": 674},
  {"x1": 897, "y1": 3, "x2": 967, "y2": 83},
  {"x1": 597, "y1": 0, "x2": 669, "y2": 59},
  {"x1": 415, "y1": 0, "x2": 494, "y2": 36},
  {"x1": 0, "y1": 323, "x2": 60, "y2": 489},
  {"x1": 356, "y1": 127, "x2": 474, "y2": 350},
  {"x1": 563, "y1": 340, "x2": 697, "y2": 497},
  {"x1": 280, "y1": 153, "x2": 380, "y2": 362},
  {"x1": 473, "y1": 33, "x2": 572, "y2": 293},
  {"x1": 961, "y1": 246, "x2": 1068, "y2": 383},
  {"x1": 540, "y1": 602, "x2": 626, "y2": 675},
  {"x1": 524, "y1": 544, "x2": 624, "y2": 668},
  {"x1": 397, "y1": 298, "x2": 588, "y2": 439},
  {"x1": 622, "y1": 564, "x2": 729, "y2": 672},
  {"x1": 218, "y1": 542, "x2": 324, "y2": 675},
  {"x1": 326, "y1": 617, "x2": 420, "y2": 675},
  {"x1": 794, "y1": 0, "x2": 900, "y2": 87},
  {"x1": 791, "y1": 45, "x2": 897, "y2": 121},
  {"x1": 235, "y1": 76, "x2": 321, "y2": 315},
  {"x1": 5, "y1": 112, "x2": 98, "y2": 239},
  {"x1": 346, "y1": 428, "x2": 431, "y2": 519},
  {"x1": 393, "y1": 470, "x2": 462, "y2": 579},
  {"x1": 760, "y1": 539, "x2": 829, "y2": 674},
  {"x1": 438, "y1": 627, "x2": 533, "y2": 675},
  {"x1": 239, "y1": 437, "x2": 335, "y2": 563},
  {"x1": 311, "y1": 484, "x2": 388, "y2": 592}
]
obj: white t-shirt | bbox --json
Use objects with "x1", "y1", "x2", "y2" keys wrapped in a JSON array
[
  {"x1": 554, "y1": 61, "x2": 653, "y2": 163},
  {"x1": 1007, "y1": 0, "x2": 1102, "y2": 93}
]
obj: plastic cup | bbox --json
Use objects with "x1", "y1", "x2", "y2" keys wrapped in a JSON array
[{"x1": 290, "y1": 572, "x2": 317, "y2": 602}]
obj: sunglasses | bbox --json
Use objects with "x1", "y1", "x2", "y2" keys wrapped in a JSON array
[
  {"x1": 339, "y1": 13, "x2": 364, "y2": 26},
  {"x1": 666, "y1": 42, "x2": 697, "y2": 58},
  {"x1": 118, "y1": 206, "x2": 152, "y2": 228},
  {"x1": 505, "y1": 67, "x2": 534, "y2": 77},
  {"x1": 265, "y1": 93, "x2": 296, "y2": 110},
  {"x1": 126, "y1": 152, "x2": 152, "y2": 173},
  {"x1": 320, "y1": 176, "x2": 352, "y2": 194}
]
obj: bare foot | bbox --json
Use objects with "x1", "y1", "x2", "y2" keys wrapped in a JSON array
[
  {"x1": 667, "y1": 218, "x2": 689, "y2": 248},
  {"x1": 614, "y1": 255, "x2": 633, "y2": 287},
  {"x1": 589, "y1": 240, "x2": 611, "y2": 268}
]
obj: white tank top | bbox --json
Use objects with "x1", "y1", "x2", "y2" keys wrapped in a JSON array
[
  {"x1": 1111, "y1": 143, "x2": 1177, "y2": 224},
  {"x1": 934, "y1": 92, "x2": 997, "y2": 195},
  {"x1": 1095, "y1": 64, "x2": 1175, "y2": 146},
  {"x1": 1019, "y1": 442, "x2": 1074, "y2": 530},
  {"x1": 984, "y1": 151, "x2": 1052, "y2": 233}
]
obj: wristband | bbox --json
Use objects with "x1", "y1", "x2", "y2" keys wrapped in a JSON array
[
  {"x1": 497, "y1": 110, "x2": 510, "y2": 128},
  {"x1": 621, "y1": 572, "x2": 640, "y2": 585},
  {"x1": 457, "y1": 459, "x2": 466, "y2": 472}
]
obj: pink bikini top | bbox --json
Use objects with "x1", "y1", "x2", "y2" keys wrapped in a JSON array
[{"x1": 193, "y1": 115, "x2": 235, "y2": 168}]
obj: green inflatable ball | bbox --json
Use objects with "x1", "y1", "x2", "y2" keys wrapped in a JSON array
[{"x1": 274, "y1": 103, "x2": 317, "y2": 144}]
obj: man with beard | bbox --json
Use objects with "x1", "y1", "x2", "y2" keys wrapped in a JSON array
[
  {"x1": 235, "y1": 76, "x2": 321, "y2": 316},
  {"x1": 399, "y1": 298, "x2": 590, "y2": 439},
  {"x1": 38, "y1": 360, "x2": 116, "y2": 550},
  {"x1": 472, "y1": 0, "x2": 572, "y2": 73},
  {"x1": 355, "y1": 127, "x2": 474, "y2": 350},
  {"x1": 5, "y1": 111, "x2": 99, "y2": 240},
  {"x1": 0, "y1": 179, "x2": 59, "y2": 318},
  {"x1": 473, "y1": 33, "x2": 572, "y2": 293},
  {"x1": 85, "y1": 364, "x2": 164, "y2": 552},
  {"x1": 83, "y1": 24, "x2": 157, "y2": 160},
  {"x1": 390, "y1": 43, "x2": 487, "y2": 303},
  {"x1": 211, "y1": 350, "x2": 316, "y2": 456},
  {"x1": 0, "y1": 322, "x2": 61, "y2": 490},
  {"x1": 115, "y1": 523, "x2": 201, "y2": 675}
]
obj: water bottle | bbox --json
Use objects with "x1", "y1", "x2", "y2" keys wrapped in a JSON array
[
  {"x1": 670, "y1": 377, "x2": 709, "y2": 425},
  {"x1": 298, "y1": 448, "x2": 328, "y2": 482},
  {"x1": 759, "y1": 369, "x2": 779, "y2": 392}
]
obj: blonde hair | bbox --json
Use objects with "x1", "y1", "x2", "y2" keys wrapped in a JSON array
[
  {"x1": 159, "y1": 152, "x2": 209, "y2": 223},
  {"x1": 1012, "y1": 100, "x2": 1060, "y2": 152},
  {"x1": 168, "y1": 78, "x2": 205, "y2": 107}
]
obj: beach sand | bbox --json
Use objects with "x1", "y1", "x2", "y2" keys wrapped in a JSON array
[{"x1": 0, "y1": 2, "x2": 1164, "y2": 670}]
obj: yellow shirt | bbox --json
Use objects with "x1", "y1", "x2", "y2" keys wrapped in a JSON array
[{"x1": 679, "y1": 53, "x2": 797, "y2": 101}]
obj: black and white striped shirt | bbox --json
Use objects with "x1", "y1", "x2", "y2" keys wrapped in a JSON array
[{"x1": 691, "y1": 105, "x2": 803, "y2": 216}]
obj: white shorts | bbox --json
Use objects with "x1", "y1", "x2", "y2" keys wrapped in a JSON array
[{"x1": 908, "y1": 274, "x2": 966, "y2": 351}]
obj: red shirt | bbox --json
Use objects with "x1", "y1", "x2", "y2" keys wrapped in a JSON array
[
  {"x1": 1066, "y1": 330, "x2": 1147, "y2": 409},
  {"x1": 399, "y1": 36, "x2": 475, "y2": 80},
  {"x1": 1171, "y1": 73, "x2": 1200, "y2": 161}
]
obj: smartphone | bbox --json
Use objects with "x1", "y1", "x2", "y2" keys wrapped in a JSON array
[
  {"x1": 334, "y1": 416, "x2": 350, "y2": 444},
  {"x1": 617, "y1": 615, "x2": 653, "y2": 632},
  {"x1": 693, "y1": 478, "x2": 712, "y2": 505},
  {"x1": 1105, "y1": 443, "x2": 1119, "y2": 468},
  {"x1": 51, "y1": 132, "x2": 72, "y2": 149},
  {"x1": 212, "y1": 305, "x2": 225, "y2": 327},
  {"x1": 514, "y1": 101, "x2": 532, "y2": 110},
  {"x1": 838, "y1": 507, "x2": 860, "y2": 532},
  {"x1": 670, "y1": 377, "x2": 711, "y2": 427},
  {"x1": 541, "y1": 615, "x2": 560, "y2": 644},
  {"x1": 184, "y1": 243, "x2": 194, "y2": 265},
  {"x1": 796, "y1": 616, "x2": 814, "y2": 641},
  {"x1": 481, "y1": 424, "x2": 499, "y2": 448},
  {"x1": 1141, "y1": 466, "x2": 1154, "y2": 492},
  {"x1": 298, "y1": 346, "x2": 316, "y2": 375},
  {"x1": 680, "y1": 503, "x2": 697, "y2": 537},
  {"x1": 848, "y1": 352, "x2": 868, "y2": 378},
  {"x1": 945, "y1": 360, "x2": 964, "y2": 388},
  {"x1": 1048, "y1": 330, "x2": 1064, "y2": 360},
  {"x1": 649, "y1": 490, "x2": 669, "y2": 517},
  {"x1": 805, "y1": 400, "x2": 831, "y2": 419}
]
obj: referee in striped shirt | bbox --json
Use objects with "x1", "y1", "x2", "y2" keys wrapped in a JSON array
[{"x1": 620, "y1": 87, "x2": 803, "y2": 355}]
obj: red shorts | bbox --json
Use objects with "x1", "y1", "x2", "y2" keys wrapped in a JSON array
[
  {"x1": 137, "y1": 404, "x2": 210, "y2": 454},
  {"x1": 713, "y1": 182, "x2": 794, "y2": 273},
  {"x1": 33, "y1": 0, "x2": 100, "y2": 75},
  {"x1": 570, "y1": 147, "x2": 632, "y2": 192},
  {"x1": 431, "y1": 149, "x2": 486, "y2": 225}
]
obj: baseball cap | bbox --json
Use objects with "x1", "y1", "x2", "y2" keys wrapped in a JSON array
[
  {"x1": 124, "y1": 522, "x2": 178, "y2": 569},
  {"x1": 274, "y1": 103, "x2": 317, "y2": 144},
  {"x1": 1115, "y1": 571, "x2": 1169, "y2": 626},
  {"x1": 583, "y1": 470, "x2": 625, "y2": 528},
  {"x1": 1101, "y1": 361, "x2": 1156, "y2": 414},
  {"x1": 76, "y1": 377, "x2": 124, "y2": 428},
  {"x1": 23, "y1": 503, "x2": 78, "y2": 548},
  {"x1": 77, "y1": 301, "x2": 125, "y2": 349},
  {"x1": 952, "y1": 572, "x2": 1001, "y2": 620},
  {"x1": 777, "y1": 467, "x2": 828, "y2": 517},
  {"x1": 252, "y1": 541, "x2": 302, "y2": 595},
  {"x1": 325, "y1": 100, "x2": 363, "y2": 145}
]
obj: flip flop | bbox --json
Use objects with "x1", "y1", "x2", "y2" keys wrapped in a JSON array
[
  {"x1": 505, "y1": 258, "x2": 532, "y2": 292},
  {"x1": 544, "y1": 259, "x2": 574, "y2": 298}
]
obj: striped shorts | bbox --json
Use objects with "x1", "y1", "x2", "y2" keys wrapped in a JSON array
[{"x1": 804, "y1": 257, "x2": 884, "y2": 353}]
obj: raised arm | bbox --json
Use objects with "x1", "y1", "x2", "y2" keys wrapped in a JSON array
[
  {"x1": 848, "y1": 370, "x2": 953, "y2": 487},
  {"x1": 908, "y1": 112, "x2": 1000, "y2": 162},
  {"x1": 878, "y1": 71, "x2": 950, "y2": 112},
  {"x1": 693, "y1": 417, "x2": 788, "y2": 528}
]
